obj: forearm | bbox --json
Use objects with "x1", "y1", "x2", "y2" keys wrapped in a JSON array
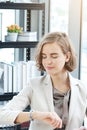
[
  {"x1": 15, "y1": 112, "x2": 29, "y2": 123},
  {"x1": 15, "y1": 111, "x2": 62, "y2": 129},
  {"x1": 15, "y1": 111, "x2": 45, "y2": 123}
]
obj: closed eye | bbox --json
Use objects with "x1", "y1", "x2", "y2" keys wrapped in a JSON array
[
  {"x1": 41, "y1": 53, "x2": 59, "y2": 59},
  {"x1": 41, "y1": 54, "x2": 47, "y2": 59},
  {"x1": 51, "y1": 54, "x2": 59, "y2": 58}
]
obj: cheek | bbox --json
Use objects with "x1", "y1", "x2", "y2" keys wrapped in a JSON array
[
  {"x1": 42, "y1": 60, "x2": 47, "y2": 67},
  {"x1": 56, "y1": 58, "x2": 66, "y2": 66}
]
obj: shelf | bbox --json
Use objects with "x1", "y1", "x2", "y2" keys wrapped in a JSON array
[
  {"x1": 0, "y1": 2, "x2": 45, "y2": 102},
  {"x1": 0, "y1": 2, "x2": 45, "y2": 10},
  {"x1": 0, "y1": 41, "x2": 38, "y2": 48},
  {"x1": 0, "y1": 92, "x2": 18, "y2": 101}
]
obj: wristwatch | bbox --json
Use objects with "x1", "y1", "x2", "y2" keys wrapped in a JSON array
[{"x1": 29, "y1": 110, "x2": 34, "y2": 121}]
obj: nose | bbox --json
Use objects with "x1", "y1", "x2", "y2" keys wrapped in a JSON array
[
  {"x1": 48, "y1": 60, "x2": 52, "y2": 64},
  {"x1": 46, "y1": 58, "x2": 52, "y2": 64}
]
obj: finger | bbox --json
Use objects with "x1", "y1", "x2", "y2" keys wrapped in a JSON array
[
  {"x1": 58, "y1": 119, "x2": 62, "y2": 128},
  {"x1": 55, "y1": 120, "x2": 61, "y2": 128},
  {"x1": 51, "y1": 121, "x2": 59, "y2": 128},
  {"x1": 51, "y1": 119, "x2": 62, "y2": 129}
]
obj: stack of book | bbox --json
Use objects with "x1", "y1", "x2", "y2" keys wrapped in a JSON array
[
  {"x1": 0, "y1": 61, "x2": 41, "y2": 93},
  {"x1": 17, "y1": 32, "x2": 37, "y2": 41}
]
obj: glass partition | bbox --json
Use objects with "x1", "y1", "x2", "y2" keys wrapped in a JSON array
[
  {"x1": 0, "y1": 9, "x2": 15, "y2": 64},
  {"x1": 0, "y1": 13, "x2": 2, "y2": 41},
  {"x1": 0, "y1": 9, "x2": 15, "y2": 41},
  {"x1": 50, "y1": 0, "x2": 69, "y2": 33},
  {"x1": 80, "y1": 0, "x2": 87, "y2": 84}
]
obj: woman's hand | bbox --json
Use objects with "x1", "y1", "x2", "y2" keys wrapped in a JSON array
[
  {"x1": 15, "y1": 111, "x2": 62, "y2": 129},
  {"x1": 73, "y1": 126, "x2": 87, "y2": 130},
  {"x1": 33, "y1": 111, "x2": 62, "y2": 129}
]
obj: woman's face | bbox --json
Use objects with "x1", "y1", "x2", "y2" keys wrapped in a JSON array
[{"x1": 41, "y1": 42, "x2": 70, "y2": 76}]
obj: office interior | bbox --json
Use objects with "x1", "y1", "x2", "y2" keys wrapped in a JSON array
[
  {"x1": 0, "y1": 0, "x2": 87, "y2": 129},
  {"x1": 0, "y1": 0, "x2": 87, "y2": 94}
]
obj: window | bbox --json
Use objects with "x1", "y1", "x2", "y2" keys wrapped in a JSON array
[
  {"x1": 80, "y1": 0, "x2": 87, "y2": 84},
  {"x1": 50, "y1": 0, "x2": 69, "y2": 33},
  {"x1": 0, "y1": 9, "x2": 15, "y2": 64},
  {"x1": 0, "y1": 13, "x2": 2, "y2": 41}
]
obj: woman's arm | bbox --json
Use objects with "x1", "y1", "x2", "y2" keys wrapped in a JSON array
[{"x1": 15, "y1": 111, "x2": 62, "y2": 129}]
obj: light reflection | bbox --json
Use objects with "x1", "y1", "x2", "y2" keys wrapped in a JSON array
[
  {"x1": 0, "y1": 9, "x2": 15, "y2": 63},
  {"x1": 50, "y1": 0, "x2": 69, "y2": 33},
  {"x1": 80, "y1": 0, "x2": 87, "y2": 83},
  {"x1": 0, "y1": 49, "x2": 14, "y2": 64}
]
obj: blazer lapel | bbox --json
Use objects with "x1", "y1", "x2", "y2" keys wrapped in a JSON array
[
  {"x1": 66, "y1": 74, "x2": 78, "y2": 127},
  {"x1": 68, "y1": 84, "x2": 77, "y2": 120},
  {"x1": 42, "y1": 75, "x2": 54, "y2": 112}
]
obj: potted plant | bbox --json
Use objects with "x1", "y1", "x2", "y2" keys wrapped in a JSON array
[
  {"x1": 6, "y1": 24, "x2": 23, "y2": 41},
  {"x1": 7, "y1": 24, "x2": 22, "y2": 33}
]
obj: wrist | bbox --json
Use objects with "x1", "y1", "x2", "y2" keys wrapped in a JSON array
[
  {"x1": 30, "y1": 110, "x2": 42, "y2": 121},
  {"x1": 29, "y1": 110, "x2": 46, "y2": 121},
  {"x1": 29, "y1": 110, "x2": 39, "y2": 121},
  {"x1": 29, "y1": 110, "x2": 34, "y2": 121}
]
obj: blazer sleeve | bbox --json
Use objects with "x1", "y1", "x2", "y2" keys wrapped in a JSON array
[
  {"x1": 0, "y1": 82, "x2": 33, "y2": 124},
  {"x1": 86, "y1": 101, "x2": 87, "y2": 117},
  {"x1": 86, "y1": 86, "x2": 87, "y2": 117}
]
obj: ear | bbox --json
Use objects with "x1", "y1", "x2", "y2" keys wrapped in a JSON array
[{"x1": 65, "y1": 51, "x2": 71, "y2": 62}]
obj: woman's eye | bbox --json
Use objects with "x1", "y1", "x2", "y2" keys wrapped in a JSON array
[
  {"x1": 52, "y1": 55, "x2": 58, "y2": 58},
  {"x1": 42, "y1": 55, "x2": 47, "y2": 59}
]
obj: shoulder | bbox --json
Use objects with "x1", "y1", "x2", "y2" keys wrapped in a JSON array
[
  {"x1": 77, "y1": 79, "x2": 87, "y2": 95},
  {"x1": 30, "y1": 74, "x2": 47, "y2": 82},
  {"x1": 69, "y1": 73, "x2": 87, "y2": 96},
  {"x1": 27, "y1": 74, "x2": 49, "y2": 87},
  {"x1": 19, "y1": 75, "x2": 49, "y2": 96}
]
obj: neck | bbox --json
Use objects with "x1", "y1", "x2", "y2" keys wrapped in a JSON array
[{"x1": 51, "y1": 71, "x2": 70, "y2": 93}]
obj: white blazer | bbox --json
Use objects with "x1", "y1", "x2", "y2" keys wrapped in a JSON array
[{"x1": 0, "y1": 73, "x2": 87, "y2": 130}]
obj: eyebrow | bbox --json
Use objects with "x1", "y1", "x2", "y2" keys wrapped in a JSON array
[{"x1": 41, "y1": 53, "x2": 59, "y2": 55}]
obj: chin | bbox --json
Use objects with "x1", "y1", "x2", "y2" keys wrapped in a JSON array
[{"x1": 47, "y1": 71, "x2": 56, "y2": 76}]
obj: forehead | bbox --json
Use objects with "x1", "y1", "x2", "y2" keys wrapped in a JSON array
[{"x1": 42, "y1": 42, "x2": 62, "y2": 53}]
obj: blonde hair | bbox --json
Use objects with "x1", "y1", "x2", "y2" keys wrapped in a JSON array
[{"x1": 35, "y1": 32, "x2": 77, "y2": 72}]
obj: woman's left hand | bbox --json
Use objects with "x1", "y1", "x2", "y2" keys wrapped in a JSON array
[{"x1": 33, "y1": 111, "x2": 62, "y2": 129}]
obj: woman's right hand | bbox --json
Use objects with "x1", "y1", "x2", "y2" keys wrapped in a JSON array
[
  {"x1": 33, "y1": 111, "x2": 62, "y2": 129},
  {"x1": 73, "y1": 126, "x2": 87, "y2": 130}
]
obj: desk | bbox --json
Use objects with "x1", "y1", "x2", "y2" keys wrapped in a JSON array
[
  {"x1": 0, "y1": 124, "x2": 21, "y2": 130},
  {"x1": 0, "y1": 121, "x2": 29, "y2": 130}
]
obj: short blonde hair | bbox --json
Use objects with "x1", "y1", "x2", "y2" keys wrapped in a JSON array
[{"x1": 35, "y1": 32, "x2": 77, "y2": 72}]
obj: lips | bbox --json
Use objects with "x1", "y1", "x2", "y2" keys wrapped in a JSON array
[{"x1": 46, "y1": 66, "x2": 54, "y2": 70}]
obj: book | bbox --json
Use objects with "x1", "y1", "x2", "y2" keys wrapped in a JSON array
[
  {"x1": 12, "y1": 63, "x2": 18, "y2": 92},
  {"x1": 8, "y1": 64, "x2": 13, "y2": 92},
  {"x1": 22, "y1": 62, "x2": 27, "y2": 88}
]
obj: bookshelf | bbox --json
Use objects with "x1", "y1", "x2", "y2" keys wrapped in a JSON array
[
  {"x1": 0, "y1": 2, "x2": 45, "y2": 101},
  {"x1": 0, "y1": 2, "x2": 45, "y2": 10},
  {"x1": 0, "y1": 92, "x2": 18, "y2": 101},
  {"x1": 0, "y1": 41, "x2": 38, "y2": 48}
]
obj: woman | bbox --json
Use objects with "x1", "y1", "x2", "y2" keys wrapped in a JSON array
[{"x1": 0, "y1": 32, "x2": 87, "y2": 130}]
